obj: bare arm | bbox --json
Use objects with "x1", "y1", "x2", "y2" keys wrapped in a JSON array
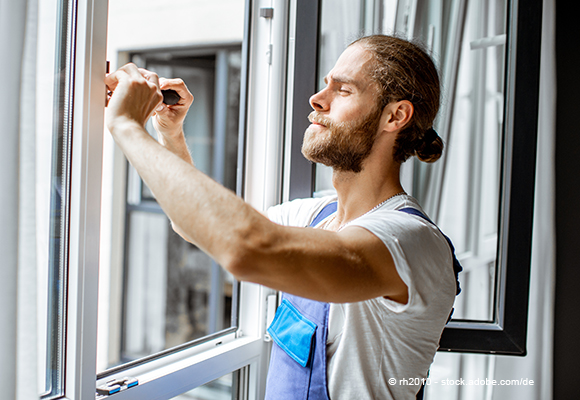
[
  {"x1": 152, "y1": 77, "x2": 194, "y2": 165},
  {"x1": 105, "y1": 64, "x2": 408, "y2": 304},
  {"x1": 150, "y1": 77, "x2": 198, "y2": 240}
]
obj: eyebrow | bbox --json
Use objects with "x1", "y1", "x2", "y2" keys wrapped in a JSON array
[{"x1": 324, "y1": 74, "x2": 363, "y2": 91}]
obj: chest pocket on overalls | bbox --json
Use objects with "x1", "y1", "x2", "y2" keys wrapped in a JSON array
[{"x1": 267, "y1": 299, "x2": 317, "y2": 367}]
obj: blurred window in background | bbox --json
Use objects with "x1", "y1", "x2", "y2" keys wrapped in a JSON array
[{"x1": 98, "y1": 2, "x2": 245, "y2": 387}]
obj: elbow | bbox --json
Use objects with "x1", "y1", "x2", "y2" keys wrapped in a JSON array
[
  {"x1": 219, "y1": 224, "x2": 278, "y2": 282},
  {"x1": 170, "y1": 220, "x2": 194, "y2": 243},
  {"x1": 220, "y1": 245, "x2": 260, "y2": 282}
]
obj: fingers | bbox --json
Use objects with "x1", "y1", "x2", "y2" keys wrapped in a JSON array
[
  {"x1": 159, "y1": 77, "x2": 194, "y2": 106},
  {"x1": 138, "y1": 67, "x2": 160, "y2": 88},
  {"x1": 105, "y1": 68, "x2": 129, "y2": 108},
  {"x1": 105, "y1": 63, "x2": 165, "y2": 130},
  {"x1": 104, "y1": 68, "x2": 129, "y2": 91},
  {"x1": 106, "y1": 62, "x2": 193, "y2": 138},
  {"x1": 151, "y1": 77, "x2": 194, "y2": 138},
  {"x1": 106, "y1": 63, "x2": 160, "y2": 92}
]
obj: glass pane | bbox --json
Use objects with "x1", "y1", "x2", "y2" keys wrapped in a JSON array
[
  {"x1": 424, "y1": 352, "x2": 495, "y2": 400},
  {"x1": 314, "y1": 0, "x2": 366, "y2": 197},
  {"x1": 37, "y1": 0, "x2": 76, "y2": 396},
  {"x1": 98, "y1": 0, "x2": 245, "y2": 372},
  {"x1": 315, "y1": 0, "x2": 507, "y2": 323},
  {"x1": 414, "y1": 0, "x2": 507, "y2": 322},
  {"x1": 122, "y1": 208, "x2": 235, "y2": 358},
  {"x1": 123, "y1": 211, "x2": 169, "y2": 357}
]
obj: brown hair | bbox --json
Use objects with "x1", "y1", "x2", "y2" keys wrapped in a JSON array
[{"x1": 351, "y1": 35, "x2": 443, "y2": 163}]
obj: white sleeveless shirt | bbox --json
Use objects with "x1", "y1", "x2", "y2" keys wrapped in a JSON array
[{"x1": 267, "y1": 194, "x2": 456, "y2": 400}]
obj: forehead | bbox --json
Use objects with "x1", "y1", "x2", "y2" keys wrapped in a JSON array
[{"x1": 325, "y1": 44, "x2": 375, "y2": 88}]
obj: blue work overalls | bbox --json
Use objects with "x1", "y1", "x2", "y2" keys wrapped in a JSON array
[{"x1": 264, "y1": 202, "x2": 462, "y2": 400}]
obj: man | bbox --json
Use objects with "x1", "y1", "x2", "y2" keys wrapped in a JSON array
[{"x1": 105, "y1": 35, "x2": 459, "y2": 400}]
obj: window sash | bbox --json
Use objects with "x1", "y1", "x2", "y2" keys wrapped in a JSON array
[
  {"x1": 437, "y1": 0, "x2": 542, "y2": 354},
  {"x1": 64, "y1": 0, "x2": 108, "y2": 397},
  {"x1": 64, "y1": 0, "x2": 285, "y2": 398}
]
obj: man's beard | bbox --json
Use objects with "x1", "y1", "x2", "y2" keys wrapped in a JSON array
[{"x1": 301, "y1": 105, "x2": 383, "y2": 173}]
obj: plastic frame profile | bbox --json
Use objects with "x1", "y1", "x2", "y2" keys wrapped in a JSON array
[
  {"x1": 64, "y1": 0, "x2": 108, "y2": 398},
  {"x1": 95, "y1": 335, "x2": 262, "y2": 400}
]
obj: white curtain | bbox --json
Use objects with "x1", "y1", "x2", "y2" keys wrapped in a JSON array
[{"x1": 0, "y1": 0, "x2": 39, "y2": 399}]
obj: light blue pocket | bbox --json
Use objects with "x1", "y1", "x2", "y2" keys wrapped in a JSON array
[{"x1": 267, "y1": 299, "x2": 317, "y2": 367}]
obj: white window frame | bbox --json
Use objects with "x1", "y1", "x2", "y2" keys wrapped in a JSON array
[
  {"x1": 63, "y1": 0, "x2": 290, "y2": 398},
  {"x1": 64, "y1": 0, "x2": 108, "y2": 397}
]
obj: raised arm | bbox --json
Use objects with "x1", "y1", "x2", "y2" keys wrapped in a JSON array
[
  {"x1": 152, "y1": 77, "x2": 195, "y2": 165},
  {"x1": 104, "y1": 64, "x2": 408, "y2": 304}
]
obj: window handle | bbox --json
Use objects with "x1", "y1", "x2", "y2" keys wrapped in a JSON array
[{"x1": 96, "y1": 377, "x2": 138, "y2": 396}]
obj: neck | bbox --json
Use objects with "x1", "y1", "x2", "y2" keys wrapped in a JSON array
[{"x1": 331, "y1": 159, "x2": 404, "y2": 227}]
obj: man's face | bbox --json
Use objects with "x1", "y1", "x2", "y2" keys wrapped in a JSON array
[{"x1": 301, "y1": 44, "x2": 383, "y2": 173}]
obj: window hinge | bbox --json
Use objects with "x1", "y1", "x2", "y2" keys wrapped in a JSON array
[
  {"x1": 259, "y1": 7, "x2": 274, "y2": 19},
  {"x1": 264, "y1": 294, "x2": 278, "y2": 342}
]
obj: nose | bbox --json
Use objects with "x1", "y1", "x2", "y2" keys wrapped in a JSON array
[{"x1": 309, "y1": 88, "x2": 328, "y2": 111}]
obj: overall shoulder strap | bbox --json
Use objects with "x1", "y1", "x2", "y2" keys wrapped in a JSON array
[
  {"x1": 309, "y1": 201, "x2": 337, "y2": 228},
  {"x1": 309, "y1": 203, "x2": 463, "y2": 295},
  {"x1": 399, "y1": 207, "x2": 463, "y2": 296}
]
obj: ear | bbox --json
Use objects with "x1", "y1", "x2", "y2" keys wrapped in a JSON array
[{"x1": 380, "y1": 100, "x2": 414, "y2": 133}]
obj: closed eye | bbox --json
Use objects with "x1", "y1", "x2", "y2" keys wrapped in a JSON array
[{"x1": 324, "y1": 75, "x2": 359, "y2": 94}]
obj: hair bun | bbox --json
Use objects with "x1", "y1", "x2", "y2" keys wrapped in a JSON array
[
  {"x1": 416, "y1": 128, "x2": 444, "y2": 162},
  {"x1": 423, "y1": 128, "x2": 438, "y2": 144}
]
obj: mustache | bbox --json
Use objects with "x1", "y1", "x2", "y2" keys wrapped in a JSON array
[{"x1": 308, "y1": 111, "x2": 335, "y2": 128}]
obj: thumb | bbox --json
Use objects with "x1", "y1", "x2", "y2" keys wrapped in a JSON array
[{"x1": 155, "y1": 103, "x2": 166, "y2": 114}]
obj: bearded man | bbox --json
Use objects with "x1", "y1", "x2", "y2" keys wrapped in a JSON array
[{"x1": 105, "y1": 34, "x2": 460, "y2": 400}]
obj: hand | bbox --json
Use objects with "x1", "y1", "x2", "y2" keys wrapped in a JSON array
[
  {"x1": 152, "y1": 78, "x2": 194, "y2": 140},
  {"x1": 105, "y1": 63, "x2": 163, "y2": 134}
]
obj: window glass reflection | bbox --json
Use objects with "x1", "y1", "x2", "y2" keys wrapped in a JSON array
[{"x1": 98, "y1": 0, "x2": 245, "y2": 372}]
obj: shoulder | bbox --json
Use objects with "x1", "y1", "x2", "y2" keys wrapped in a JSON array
[
  {"x1": 346, "y1": 196, "x2": 456, "y2": 310},
  {"x1": 267, "y1": 195, "x2": 337, "y2": 227},
  {"x1": 348, "y1": 195, "x2": 440, "y2": 244}
]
